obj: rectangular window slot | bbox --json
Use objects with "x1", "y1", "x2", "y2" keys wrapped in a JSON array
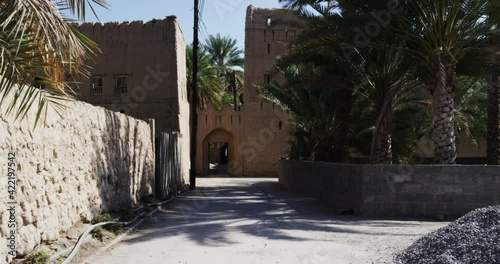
[
  {"x1": 115, "y1": 76, "x2": 129, "y2": 94},
  {"x1": 264, "y1": 74, "x2": 272, "y2": 84},
  {"x1": 91, "y1": 77, "x2": 103, "y2": 95}
]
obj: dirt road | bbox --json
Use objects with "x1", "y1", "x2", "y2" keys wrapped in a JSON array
[{"x1": 86, "y1": 178, "x2": 447, "y2": 264}]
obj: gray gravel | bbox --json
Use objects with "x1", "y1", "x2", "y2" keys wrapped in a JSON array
[{"x1": 394, "y1": 205, "x2": 500, "y2": 264}]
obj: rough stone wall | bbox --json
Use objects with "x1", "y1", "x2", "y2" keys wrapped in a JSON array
[
  {"x1": 0, "y1": 93, "x2": 154, "y2": 262},
  {"x1": 279, "y1": 160, "x2": 500, "y2": 217},
  {"x1": 76, "y1": 16, "x2": 190, "y2": 183}
]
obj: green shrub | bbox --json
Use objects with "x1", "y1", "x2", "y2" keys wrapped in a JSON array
[
  {"x1": 90, "y1": 226, "x2": 105, "y2": 241},
  {"x1": 91, "y1": 213, "x2": 114, "y2": 224},
  {"x1": 27, "y1": 250, "x2": 50, "y2": 264}
]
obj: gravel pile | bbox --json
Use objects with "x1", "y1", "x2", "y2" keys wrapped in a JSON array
[{"x1": 394, "y1": 205, "x2": 500, "y2": 264}]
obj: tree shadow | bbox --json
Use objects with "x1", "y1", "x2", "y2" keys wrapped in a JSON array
[
  {"x1": 83, "y1": 110, "x2": 155, "y2": 220},
  {"x1": 116, "y1": 179, "x2": 434, "y2": 248}
]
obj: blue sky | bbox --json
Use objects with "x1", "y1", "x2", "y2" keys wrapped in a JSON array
[{"x1": 85, "y1": 0, "x2": 284, "y2": 51}]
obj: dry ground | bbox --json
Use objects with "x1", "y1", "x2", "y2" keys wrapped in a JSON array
[{"x1": 82, "y1": 177, "x2": 448, "y2": 264}]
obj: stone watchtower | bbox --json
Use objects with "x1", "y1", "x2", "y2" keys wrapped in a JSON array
[
  {"x1": 195, "y1": 6, "x2": 303, "y2": 177},
  {"x1": 244, "y1": 5, "x2": 304, "y2": 103}
]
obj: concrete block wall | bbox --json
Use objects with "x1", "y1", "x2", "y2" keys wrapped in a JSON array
[
  {"x1": 0, "y1": 92, "x2": 155, "y2": 262},
  {"x1": 362, "y1": 165, "x2": 500, "y2": 217},
  {"x1": 278, "y1": 161, "x2": 362, "y2": 213},
  {"x1": 279, "y1": 160, "x2": 500, "y2": 218}
]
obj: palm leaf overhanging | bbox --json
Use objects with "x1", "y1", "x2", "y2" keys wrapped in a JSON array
[{"x1": 0, "y1": 0, "x2": 107, "y2": 127}]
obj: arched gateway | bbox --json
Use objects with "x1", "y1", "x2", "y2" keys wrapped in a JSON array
[{"x1": 202, "y1": 128, "x2": 235, "y2": 175}]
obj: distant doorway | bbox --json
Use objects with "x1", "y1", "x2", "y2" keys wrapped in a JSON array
[
  {"x1": 202, "y1": 128, "x2": 234, "y2": 176},
  {"x1": 208, "y1": 142, "x2": 229, "y2": 174}
]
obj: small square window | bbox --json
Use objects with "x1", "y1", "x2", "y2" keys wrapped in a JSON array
[
  {"x1": 115, "y1": 76, "x2": 129, "y2": 94},
  {"x1": 264, "y1": 74, "x2": 272, "y2": 84},
  {"x1": 91, "y1": 77, "x2": 103, "y2": 95}
]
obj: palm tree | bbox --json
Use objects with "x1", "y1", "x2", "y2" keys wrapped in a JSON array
[
  {"x1": 360, "y1": 47, "x2": 422, "y2": 164},
  {"x1": 487, "y1": 2, "x2": 500, "y2": 165},
  {"x1": 400, "y1": 0, "x2": 491, "y2": 164},
  {"x1": 186, "y1": 44, "x2": 225, "y2": 109},
  {"x1": 281, "y1": 0, "x2": 419, "y2": 163},
  {"x1": 204, "y1": 34, "x2": 243, "y2": 71},
  {"x1": 0, "y1": 0, "x2": 107, "y2": 126},
  {"x1": 489, "y1": 53, "x2": 500, "y2": 164},
  {"x1": 283, "y1": 3, "x2": 361, "y2": 162},
  {"x1": 203, "y1": 34, "x2": 244, "y2": 107},
  {"x1": 260, "y1": 57, "x2": 338, "y2": 161}
]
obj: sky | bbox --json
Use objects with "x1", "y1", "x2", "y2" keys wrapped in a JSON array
[{"x1": 85, "y1": 0, "x2": 285, "y2": 51}]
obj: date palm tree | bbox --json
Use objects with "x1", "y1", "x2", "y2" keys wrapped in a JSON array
[
  {"x1": 487, "y1": 2, "x2": 500, "y2": 165},
  {"x1": 400, "y1": 0, "x2": 491, "y2": 164},
  {"x1": 186, "y1": 44, "x2": 225, "y2": 109},
  {"x1": 204, "y1": 34, "x2": 243, "y2": 71},
  {"x1": 280, "y1": 0, "x2": 420, "y2": 163},
  {"x1": 203, "y1": 34, "x2": 244, "y2": 106},
  {"x1": 282, "y1": 2, "x2": 361, "y2": 162},
  {"x1": 360, "y1": 47, "x2": 422, "y2": 164},
  {"x1": 489, "y1": 52, "x2": 500, "y2": 164},
  {"x1": 0, "y1": 0, "x2": 107, "y2": 126}
]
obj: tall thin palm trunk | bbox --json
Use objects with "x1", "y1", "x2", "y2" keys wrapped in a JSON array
[
  {"x1": 430, "y1": 51, "x2": 457, "y2": 164},
  {"x1": 371, "y1": 101, "x2": 394, "y2": 164},
  {"x1": 487, "y1": 54, "x2": 500, "y2": 165},
  {"x1": 331, "y1": 81, "x2": 353, "y2": 162}
]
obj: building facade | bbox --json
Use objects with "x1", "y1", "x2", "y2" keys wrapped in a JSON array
[{"x1": 76, "y1": 16, "x2": 191, "y2": 182}]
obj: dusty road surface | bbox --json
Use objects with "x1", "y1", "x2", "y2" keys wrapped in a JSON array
[{"x1": 86, "y1": 178, "x2": 447, "y2": 264}]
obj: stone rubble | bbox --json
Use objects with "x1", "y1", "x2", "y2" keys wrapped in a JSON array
[{"x1": 394, "y1": 205, "x2": 500, "y2": 264}]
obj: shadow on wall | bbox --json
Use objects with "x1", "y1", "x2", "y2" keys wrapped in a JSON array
[{"x1": 87, "y1": 110, "x2": 155, "y2": 216}]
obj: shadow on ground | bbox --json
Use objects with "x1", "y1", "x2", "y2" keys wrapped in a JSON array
[{"x1": 116, "y1": 178, "x2": 433, "y2": 248}]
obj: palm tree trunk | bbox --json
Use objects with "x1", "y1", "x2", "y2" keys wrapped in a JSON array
[
  {"x1": 374, "y1": 134, "x2": 393, "y2": 164},
  {"x1": 487, "y1": 54, "x2": 500, "y2": 165},
  {"x1": 331, "y1": 81, "x2": 353, "y2": 162},
  {"x1": 430, "y1": 52, "x2": 457, "y2": 164},
  {"x1": 371, "y1": 103, "x2": 394, "y2": 164}
]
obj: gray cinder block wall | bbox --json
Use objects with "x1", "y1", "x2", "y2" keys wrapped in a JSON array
[{"x1": 279, "y1": 160, "x2": 500, "y2": 217}]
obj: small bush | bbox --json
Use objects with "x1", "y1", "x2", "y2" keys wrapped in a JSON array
[
  {"x1": 107, "y1": 223, "x2": 124, "y2": 235},
  {"x1": 91, "y1": 213, "x2": 114, "y2": 224},
  {"x1": 27, "y1": 250, "x2": 50, "y2": 264},
  {"x1": 90, "y1": 213, "x2": 125, "y2": 240},
  {"x1": 90, "y1": 226, "x2": 105, "y2": 241}
]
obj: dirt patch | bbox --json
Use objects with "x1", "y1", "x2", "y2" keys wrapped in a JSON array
[{"x1": 11, "y1": 222, "x2": 121, "y2": 264}]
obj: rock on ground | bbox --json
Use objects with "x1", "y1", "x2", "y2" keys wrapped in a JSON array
[{"x1": 394, "y1": 205, "x2": 500, "y2": 264}]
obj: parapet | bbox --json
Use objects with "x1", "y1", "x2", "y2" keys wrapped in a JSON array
[{"x1": 246, "y1": 5, "x2": 305, "y2": 29}]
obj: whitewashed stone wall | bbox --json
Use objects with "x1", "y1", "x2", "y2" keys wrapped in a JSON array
[{"x1": 0, "y1": 95, "x2": 155, "y2": 262}]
